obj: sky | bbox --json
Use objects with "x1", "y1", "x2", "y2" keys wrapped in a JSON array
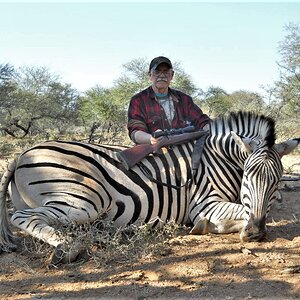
[{"x1": 1, "y1": 1, "x2": 300, "y2": 94}]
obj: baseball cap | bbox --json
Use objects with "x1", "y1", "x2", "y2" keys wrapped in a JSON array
[{"x1": 149, "y1": 56, "x2": 173, "y2": 71}]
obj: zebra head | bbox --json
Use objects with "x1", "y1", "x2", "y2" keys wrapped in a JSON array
[{"x1": 232, "y1": 128, "x2": 300, "y2": 242}]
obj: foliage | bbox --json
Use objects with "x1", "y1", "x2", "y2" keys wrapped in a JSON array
[
  {"x1": 171, "y1": 62, "x2": 199, "y2": 97},
  {"x1": 275, "y1": 24, "x2": 299, "y2": 109},
  {"x1": 229, "y1": 90, "x2": 266, "y2": 114},
  {"x1": 264, "y1": 23, "x2": 300, "y2": 139},
  {"x1": 0, "y1": 142, "x2": 15, "y2": 157},
  {"x1": 0, "y1": 66, "x2": 80, "y2": 138},
  {"x1": 200, "y1": 86, "x2": 266, "y2": 117},
  {"x1": 200, "y1": 86, "x2": 230, "y2": 116},
  {"x1": 278, "y1": 23, "x2": 300, "y2": 77},
  {"x1": 0, "y1": 63, "x2": 16, "y2": 97}
]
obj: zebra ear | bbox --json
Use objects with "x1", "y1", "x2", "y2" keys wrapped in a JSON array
[
  {"x1": 273, "y1": 138, "x2": 300, "y2": 157},
  {"x1": 231, "y1": 131, "x2": 257, "y2": 153}
]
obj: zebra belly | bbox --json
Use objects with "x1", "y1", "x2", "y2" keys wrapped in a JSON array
[
  {"x1": 12, "y1": 148, "x2": 105, "y2": 217},
  {"x1": 103, "y1": 185, "x2": 190, "y2": 227}
]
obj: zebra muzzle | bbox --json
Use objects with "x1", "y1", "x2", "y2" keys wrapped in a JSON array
[{"x1": 240, "y1": 215, "x2": 267, "y2": 242}]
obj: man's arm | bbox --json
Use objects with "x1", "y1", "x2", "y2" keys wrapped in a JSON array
[
  {"x1": 133, "y1": 130, "x2": 162, "y2": 145},
  {"x1": 127, "y1": 95, "x2": 151, "y2": 143}
]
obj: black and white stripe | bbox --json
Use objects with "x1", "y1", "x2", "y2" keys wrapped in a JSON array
[{"x1": 0, "y1": 111, "x2": 299, "y2": 254}]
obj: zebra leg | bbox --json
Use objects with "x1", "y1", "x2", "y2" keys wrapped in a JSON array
[
  {"x1": 0, "y1": 159, "x2": 18, "y2": 253},
  {"x1": 189, "y1": 201, "x2": 247, "y2": 235},
  {"x1": 190, "y1": 218, "x2": 245, "y2": 235},
  {"x1": 11, "y1": 204, "x2": 94, "y2": 265}
]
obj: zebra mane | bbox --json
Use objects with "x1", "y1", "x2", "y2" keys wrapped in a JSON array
[{"x1": 210, "y1": 111, "x2": 276, "y2": 147}]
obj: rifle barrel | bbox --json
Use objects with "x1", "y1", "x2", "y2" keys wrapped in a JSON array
[{"x1": 152, "y1": 125, "x2": 195, "y2": 138}]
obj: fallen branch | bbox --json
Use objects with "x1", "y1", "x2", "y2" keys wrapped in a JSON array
[{"x1": 281, "y1": 265, "x2": 300, "y2": 274}]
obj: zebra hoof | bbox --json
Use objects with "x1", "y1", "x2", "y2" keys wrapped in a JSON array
[
  {"x1": 49, "y1": 243, "x2": 87, "y2": 267},
  {"x1": 0, "y1": 236, "x2": 21, "y2": 253},
  {"x1": 190, "y1": 218, "x2": 209, "y2": 235},
  {"x1": 0, "y1": 243, "x2": 18, "y2": 254}
]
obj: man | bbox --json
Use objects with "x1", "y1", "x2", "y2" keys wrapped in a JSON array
[{"x1": 127, "y1": 56, "x2": 210, "y2": 144}]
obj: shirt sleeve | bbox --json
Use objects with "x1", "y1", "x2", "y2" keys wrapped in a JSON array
[{"x1": 127, "y1": 95, "x2": 149, "y2": 138}]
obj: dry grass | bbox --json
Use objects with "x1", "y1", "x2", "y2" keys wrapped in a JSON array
[{"x1": 19, "y1": 218, "x2": 189, "y2": 267}]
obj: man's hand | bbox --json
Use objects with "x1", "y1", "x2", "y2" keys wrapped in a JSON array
[
  {"x1": 202, "y1": 124, "x2": 210, "y2": 131},
  {"x1": 150, "y1": 129, "x2": 164, "y2": 144}
]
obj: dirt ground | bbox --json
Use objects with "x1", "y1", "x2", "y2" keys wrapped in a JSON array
[{"x1": 0, "y1": 155, "x2": 299, "y2": 300}]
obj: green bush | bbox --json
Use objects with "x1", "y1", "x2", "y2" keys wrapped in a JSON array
[{"x1": 0, "y1": 142, "x2": 16, "y2": 157}]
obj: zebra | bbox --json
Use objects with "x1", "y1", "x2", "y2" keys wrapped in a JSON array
[{"x1": 0, "y1": 111, "x2": 299, "y2": 264}]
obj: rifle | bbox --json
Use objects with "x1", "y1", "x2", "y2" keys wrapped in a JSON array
[
  {"x1": 152, "y1": 125, "x2": 195, "y2": 138},
  {"x1": 117, "y1": 127, "x2": 208, "y2": 170}
]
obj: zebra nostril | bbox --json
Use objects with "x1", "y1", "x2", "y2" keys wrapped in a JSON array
[
  {"x1": 249, "y1": 231, "x2": 266, "y2": 242},
  {"x1": 240, "y1": 222, "x2": 266, "y2": 242}
]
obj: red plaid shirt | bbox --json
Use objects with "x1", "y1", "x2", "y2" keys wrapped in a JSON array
[{"x1": 127, "y1": 86, "x2": 210, "y2": 139}]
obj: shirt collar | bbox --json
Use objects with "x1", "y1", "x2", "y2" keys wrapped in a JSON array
[{"x1": 148, "y1": 86, "x2": 179, "y2": 103}]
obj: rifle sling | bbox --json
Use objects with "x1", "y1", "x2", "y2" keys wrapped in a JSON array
[{"x1": 191, "y1": 132, "x2": 209, "y2": 170}]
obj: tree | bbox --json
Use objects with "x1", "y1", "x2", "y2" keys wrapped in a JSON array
[
  {"x1": 0, "y1": 63, "x2": 17, "y2": 114},
  {"x1": 278, "y1": 23, "x2": 300, "y2": 79},
  {"x1": 0, "y1": 63, "x2": 16, "y2": 95},
  {"x1": 229, "y1": 90, "x2": 265, "y2": 114},
  {"x1": 276, "y1": 23, "x2": 300, "y2": 113},
  {"x1": 201, "y1": 86, "x2": 231, "y2": 116},
  {"x1": 0, "y1": 66, "x2": 80, "y2": 137},
  {"x1": 0, "y1": 63, "x2": 19, "y2": 136},
  {"x1": 200, "y1": 87, "x2": 266, "y2": 118},
  {"x1": 0, "y1": 67, "x2": 79, "y2": 137},
  {"x1": 269, "y1": 23, "x2": 300, "y2": 138}
]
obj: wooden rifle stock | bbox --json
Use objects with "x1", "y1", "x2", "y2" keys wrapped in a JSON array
[{"x1": 117, "y1": 130, "x2": 207, "y2": 170}]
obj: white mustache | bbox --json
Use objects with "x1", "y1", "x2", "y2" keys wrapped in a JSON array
[{"x1": 157, "y1": 79, "x2": 168, "y2": 82}]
